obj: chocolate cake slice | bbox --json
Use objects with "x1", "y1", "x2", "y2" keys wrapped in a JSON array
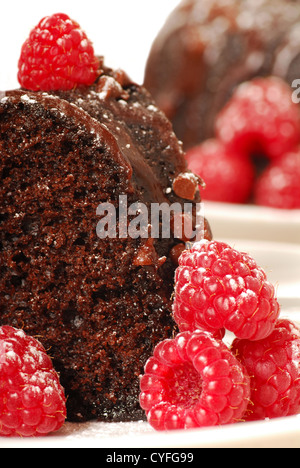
[{"x1": 0, "y1": 62, "x2": 211, "y2": 422}]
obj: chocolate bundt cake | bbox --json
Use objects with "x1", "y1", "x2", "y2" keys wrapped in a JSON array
[
  {"x1": 0, "y1": 60, "x2": 211, "y2": 422},
  {"x1": 144, "y1": 0, "x2": 300, "y2": 150}
]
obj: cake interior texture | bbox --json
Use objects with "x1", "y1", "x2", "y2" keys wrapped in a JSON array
[{"x1": 0, "y1": 62, "x2": 211, "y2": 422}]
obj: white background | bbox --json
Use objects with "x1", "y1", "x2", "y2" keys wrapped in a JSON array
[{"x1": 0, "y1": 0, "x2": 180, "y2": 90}]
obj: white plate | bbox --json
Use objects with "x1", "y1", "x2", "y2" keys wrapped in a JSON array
[
  {"x1": 1, "y1": 415, "x2": 300, "y2": 448},
  {"x1": 1, "y1": 239, "x2": 300, "y2": 448},
  {"x1": 205, "y1": 202, "x2": 300, "y2": 245}
]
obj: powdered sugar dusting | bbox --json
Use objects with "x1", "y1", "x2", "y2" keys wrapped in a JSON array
[
  {"x1": 0, "y1": 91, "x2": 8, "y2": 103},
  {"x1": 21, "y1": 94, "x2": 37, "y2": 105},
  {"x1": 56, "y1": 420, "x2": 154, "y2": 441}
]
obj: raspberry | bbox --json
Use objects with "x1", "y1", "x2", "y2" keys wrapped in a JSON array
[
  {"x1": 215, "y1": 77, "x2": 300, "y2": 161},
  {"x1": 232, "y1": 319, "x2": 300, "y2": 421},
  {"x1": 18, "y1": 13, "x2": 100, "y2": 91},
  {"x1": 254, "y1": 149, "x2": 300, "y2": 209},
  {"x1": 0, "y1": 326, "x2": 66, "y2": 437},
  {"x1": 186, "y1": 139, "x2": 255, "y2": 204},
  {"x1": 139, "y1": 330, "x2": 251, "y2": 430},
  {"x1": 173, "y1": 240, "x2": 280, "y2": 341}
]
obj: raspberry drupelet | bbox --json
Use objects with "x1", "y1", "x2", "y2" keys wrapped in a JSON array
[
  {"x1": 173, "y1": 240, "x2": 280, "y2": 341},
  {"x1": 0, "y1": 326, "x2": 66, "y2": 437},
  {"x1": 139, "y1": 329, "x2": 251, "y2": 430}
]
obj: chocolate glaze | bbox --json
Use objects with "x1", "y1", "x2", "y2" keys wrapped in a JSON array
[{"x1": 144, "y1": 0, "x2": 300, "y2": 150}]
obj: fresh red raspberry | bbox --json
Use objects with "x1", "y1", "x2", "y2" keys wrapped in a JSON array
[
  {"x1": 254, "y1": 148, "x2": 300, "y2": 209},
  {"x1": 173, "y1": 240, "x2": 280, "y2": 341},
  {"x1": 139, "y1": 329, "x2": 251, "y2": 430},
  {"x1": 0, "y1": 326, "x2": 66, "y2": 437},
  {"x1": 18, "y1": 13, "x2": 100, "y2": 91},
  {"x1": 186, "y1": 139, "x2": 255, "y2": 204},
  {"x1": 232, "y1": 319, "x2": 300, "y2": 421},
  {"x1": 215, "y1": 77, "x2": 300, "y2": 161}
]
